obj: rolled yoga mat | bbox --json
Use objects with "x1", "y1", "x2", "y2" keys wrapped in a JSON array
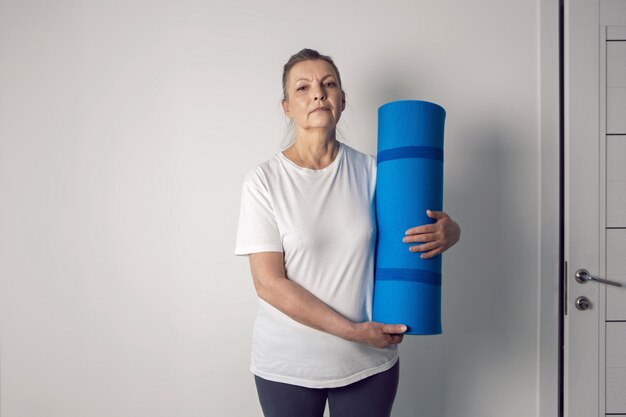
[{"x1": 373, "y1": 100, "x2": 446, "y2": 335}]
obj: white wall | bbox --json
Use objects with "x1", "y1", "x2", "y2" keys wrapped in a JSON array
[{"x1": 0, "y1": 1, "x2": 545, "y2": 416}]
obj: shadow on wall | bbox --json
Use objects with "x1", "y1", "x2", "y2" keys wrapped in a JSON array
[
  {"x1": 369, "y1": 67, "x2": 428, "y2": 106},
  {"x1": 388, "y1": 122, "x2": 532, "y2": 417}
]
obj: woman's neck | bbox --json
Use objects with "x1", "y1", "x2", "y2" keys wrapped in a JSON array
[{"x1": 288, "y1": 130, "x2": 339, "y2": 170}]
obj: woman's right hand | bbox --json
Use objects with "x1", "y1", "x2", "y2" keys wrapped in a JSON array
[{"x1": 349, "y1": 322, "x2": 407, "y2": 348}]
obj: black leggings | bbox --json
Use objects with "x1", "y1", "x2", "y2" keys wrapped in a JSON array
[{"x1": 254, "y1": 360, "x2": 399, "y2": 417}]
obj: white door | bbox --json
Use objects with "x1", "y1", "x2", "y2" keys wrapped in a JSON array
[{"x1": 566, "y1": 1, "x2": 626, "y2": 416}]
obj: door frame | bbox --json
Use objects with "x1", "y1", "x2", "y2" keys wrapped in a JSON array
[
  {"x1": 518, "y1": 1, "x2": 622, "y2": 416},
  {"x1": 562, "y1": 0, "x2": 605, "y2": 416},
  {"x1": 549, "y1": 1, "x2": 626, "y2": 417}
]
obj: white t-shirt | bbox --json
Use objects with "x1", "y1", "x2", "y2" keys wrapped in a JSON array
[{"x1": 235, "y1": 142, "x2": 398, "y2": 388}]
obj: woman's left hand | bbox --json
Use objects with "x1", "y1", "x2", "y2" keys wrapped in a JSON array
[{"x1": 402, "y1": 210, "x2": 461, "y2": 259}]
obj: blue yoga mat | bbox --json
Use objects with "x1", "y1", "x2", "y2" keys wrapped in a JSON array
[{"x1": 373, "y1": 100, "x2": 446, "y2": 335}]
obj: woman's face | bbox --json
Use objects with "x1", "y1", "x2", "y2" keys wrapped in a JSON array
[{"x1": 282, "y1": 59, "x2": 345, "y2": 135}]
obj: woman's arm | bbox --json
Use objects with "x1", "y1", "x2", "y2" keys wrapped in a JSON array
[{"x1": 249, "y1": 251, "x2": 406, "y2": 349}]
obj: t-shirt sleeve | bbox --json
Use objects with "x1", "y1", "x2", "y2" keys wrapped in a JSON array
[{"x1": 234, "y1": 169, "x2": 283, "y2": 256}]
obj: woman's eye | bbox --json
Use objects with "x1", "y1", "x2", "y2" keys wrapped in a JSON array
[
  {"x1": 296, "y1": 85, "x2": 308, "y2": 91},
  {"x1": 325, "y1": 82, "x2": 337, "y2": 87}
]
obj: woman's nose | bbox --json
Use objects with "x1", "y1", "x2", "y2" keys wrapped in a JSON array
[{"x1": 312, "y1": 85, "x2": 326, "y2": 100}]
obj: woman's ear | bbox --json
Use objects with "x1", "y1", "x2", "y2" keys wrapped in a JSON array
[
  {"x1": 341, "y1": 92, "x2": 346, "y2": 110},
  {"x1": 281, "y1": 99, "x2": 291, "y2": 118}
]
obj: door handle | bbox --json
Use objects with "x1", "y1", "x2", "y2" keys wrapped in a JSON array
[{"x1": 575, "y1": 269, "x2": 623, "y2": 287}]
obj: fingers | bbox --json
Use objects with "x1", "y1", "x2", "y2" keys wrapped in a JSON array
[
  {"x1": 409, "y1": 240, "x2": 440, "y2": 254},
  {"x1": 420, "y1": 246, "x2": 444, "y2": 259},
  {"x1": 382, "y1": 324, "x2": 407, "y2": 334},
  {"x1": 405, "y1": 224, "x2": 437, "y2": 235},
  {"x1": 404, "y1": 236, "x2": 444, "y2": 258},
  {"x1": 356, "y1": 323, "x2": 407, "y2": 348},
  {"x1": 385, "y1": 324, "x2": 406, "y2": 346},
  {"x1": 404, "y1": 210, "x2": 458, "y2": 257},
  {"x1": 404, "y1": 210, "x2": 448, "y2": 235},
  {"x1": 403, "y1": 232, "x2": 439, "y2": 244},
  {"x1": 426, "y1": 209, "x2": 447, "y2": 220}
]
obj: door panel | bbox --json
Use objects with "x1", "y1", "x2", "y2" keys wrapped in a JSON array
[
  {"x1": 607, "y1": 182, "x2": 626, "y2": 226},
  {"x1": 605, "y1": 32, "x2": 626, "y2": 363},
  {"x1": 607, "y1": 136, "x2": 626, "y2": 226},
  {"x1": 607, "y1": 230, "x2": 626, "y2": 274},
  {"x1": 607, "y1": 282, "x2": 626, "y2": 319},
  {"x1": 606, "y1": 323, "x2": 626, "y2": 412},
  {"x1": 607, "y1": 88, "x2": 626, "y2": 133},
  {"x1": 605, "y1": 22, "x2": 626, "y2": 417},
  {"x1": 607, "y1": 368, "x2": 626, "y2": 412},
  {"x1": 607, "y1": 42, "x2": 626, "y2": 87},
  {"x1": 607, "y1": 136, "x2": 626, "y2": 179},
  {"x1": 607, "y1": 41, "x2": 626, "y2": 134},
  {"x1": 606, "y1": 223, "x2": 626, "y2": 322},
  {"x1": 608, "y1": 26, "x2": 626, "y2": 39},
  {"x1": 607, "y1": 323, "x2": 626, "y2": 366}
]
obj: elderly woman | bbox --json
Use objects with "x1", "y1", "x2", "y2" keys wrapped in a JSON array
[{"x1": 235, "y1": 48, "x2": 460, "y2": 417}]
